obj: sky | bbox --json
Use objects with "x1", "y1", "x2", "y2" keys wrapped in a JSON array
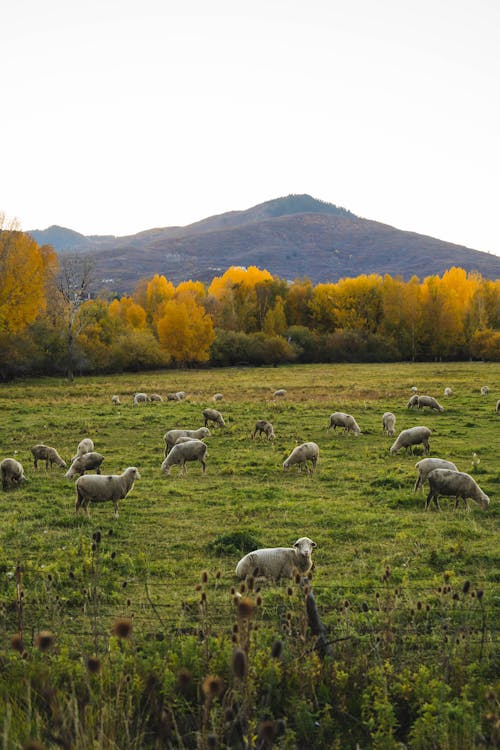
[{"x1": 2, "y1": 0, "x2": 500, "y2": 255}]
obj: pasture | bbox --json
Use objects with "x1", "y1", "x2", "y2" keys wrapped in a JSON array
[{"x1": 0, "y1": 362, "x2": 498, "y2": 749}]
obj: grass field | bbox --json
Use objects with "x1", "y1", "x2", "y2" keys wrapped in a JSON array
[{"x1": 0, "y1": 362, "x2": 498, "y2": 749}]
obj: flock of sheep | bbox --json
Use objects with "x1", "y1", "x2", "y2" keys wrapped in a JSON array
[{"x1": 0, "y1": 382, "x2": 495, "y2": 581}]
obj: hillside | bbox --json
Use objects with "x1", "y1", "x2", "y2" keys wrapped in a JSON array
[{"x1": 28, "y1": 195, "x2": 500, "y2": 293}]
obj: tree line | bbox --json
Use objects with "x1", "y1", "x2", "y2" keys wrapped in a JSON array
[{"x1": 1, "y1": 225, "x2": 499, "y2": 378}]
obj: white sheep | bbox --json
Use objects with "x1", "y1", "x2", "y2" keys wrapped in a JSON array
[
  {"x1": 414, "y1": 457, "x2": 458, "y2": 492},
  {"x1": 149, "y1": 393, "x2": 163, "y2": 402},
  {"x1": 425, "y1": 469, "x2": 490, "y2": 511},
  {"x1": 406, "y1": 394, "x2": 419, "y2": 409},
  {"x1": 273, "y1": 389, "x2": 287, "y2": 398},
  {"x1": 252, "y1": 420, "x2": 275, "y2": 440},
  {"x1": 1, "y1": 458, "x2": 27, "y2": 490},
  {"x1": 161, "y1": 439, "x2": 207, "y2": 475},
  {"x1": 410, "y1": 386, "x2": 418, "y2": 393},
  {"x1": 65, "y1": 452, "x2": 105, "y2": 479},
  {"x1": 31, "y1": 444, "x2": 67, "y2": 469},
  {"x1": 164, "y1": 427, "x2": 211, "y2": 456},
  {"x1": 417, "y1": 395, "x2": 444, "y2": 412},
  {"x1": 283, "y1": 442, "x2": 319, "y2": 473},
  {"x1": 133, "y1": 392, "x2": 149, "y2": 404},
  {"x1": 382, "y1": 412, "x2": 396, "y2": 437},
  {"x1": 75, "y1": 467, "x2": 141, "y2": 516},
  {"x1": 202, "y1": 408, "x2": 226, "y2": 428},
  {"x1": 390, "y1": 426, "x2": 431, "y2": 455},
  {"x1": 111, "y1": 395, "x2": 121, "y2": 405},
  {"x1": 213, "y1": 393, "x2": 224, "y2": 402},
  {"x1": 167, "y1": 393, "x2": 181, "y2": 401},
  {"x1": 481, "y1": 386, "x2": 489, "y2": 396},
  {"x1": 236, "y1": 537, "x2": 317, "y2": 580},
  {"x1": 444, "y1": 387, "x2": 452, "y2": 397},
  {"x1": 327, "y1": 412, "x2": 361, "y2": 435},
  {"x1": 176, "y1": 391, "x2": 186, "y2": 400},
  {"x1": 72, "y1": 438, "x2": 94, "y2": 461}
]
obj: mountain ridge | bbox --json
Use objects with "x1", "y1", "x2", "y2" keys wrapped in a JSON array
[{"x1": 27, "y1": 194, "x2": 500, "y2": 293}]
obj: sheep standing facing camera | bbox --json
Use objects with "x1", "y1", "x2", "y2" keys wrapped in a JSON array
[
  {"x1": 236, "y1": 537, "x2": 317, "y2": 580},
  {"x1": 382, "y1": 412, "x2": 396, "y2": 437}
]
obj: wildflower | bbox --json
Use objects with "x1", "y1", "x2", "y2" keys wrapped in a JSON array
[
  {"x1": 87, "y1": 656, "x2": 101, "y2": 674},
  {"x1": 177, "y1": 668, "x2": 192, "y2": 693},
  {"x1": 201, "y1": 571, "x2": 208, "y2": 584},
  {"x1": 237, "y1": 597, "x2": 255, "y2": 619},
  {"x1": 462, "y1": 580, "x2": 471, "y2": 594},
  {"x1": 202, "y1": 675, "x2": 224, "y2": 701},
  {"x1": 112, "y1": 618, "x2": 133, "y2": 639},
  {"x1": 10, "y1": 634, "x2": 24, "y2": 653},
  {"x1": 232, "y1": 648, "x2": 247, "y2": 679},
  {"x1": 477, "y1": 589, "x2": 484, "y2": 600},
  {"x1": 271, "y1": 640, "x2": 283, "y2": 659},
  {"x1": 258, "y1": 720, "x2": 276, "y2": 745}
]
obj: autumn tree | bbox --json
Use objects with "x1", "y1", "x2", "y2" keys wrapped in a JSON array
[
  {"x1": 109, "y1": 296, "x2": 147, "y2": 329},
  {"x1": 54, "y1": 254, "x2": 95, "y2": 380},
  {"x1": 157, "y1": 296, "x2": 215, "y2": 365},
  {"x1": 145, "y1": 274, "x2": 175, "y2": 324},
  {"x1": 207, "y1": 266, "x2": 274, "y2": 332},
  {"x1": 285, "y1": 278, "x2": 314, "y2": 327}
]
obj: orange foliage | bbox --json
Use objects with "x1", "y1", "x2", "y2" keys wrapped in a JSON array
[
  {"x1": 157, "y1": 297, "x2": 215, "y2": 364},
  {"x1": 109, "y1": 297, "x2": 147, "y2": 329},
  {"x1": 208, "y1": 266, "x2": 273, "y2": 300}
]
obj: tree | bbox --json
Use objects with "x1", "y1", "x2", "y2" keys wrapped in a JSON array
[
  {"x1": 157, "y1": 297, "x2": 215, "y2": 365},
  {"x1": 54, "y1": 254, "x2": 95, "y2": 380}
]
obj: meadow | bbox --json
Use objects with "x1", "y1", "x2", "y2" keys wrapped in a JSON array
[{"x1": 0, "y1": 362, "x2": 498, "y2": 749}]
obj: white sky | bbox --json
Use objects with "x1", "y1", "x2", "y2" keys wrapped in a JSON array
[{"x1": 2, "y1": 0, "x2": 499, "y2": 255}]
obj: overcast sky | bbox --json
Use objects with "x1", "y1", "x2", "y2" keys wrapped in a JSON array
[{"x1": 2, "y1": 0, "x2": 499, "y2": 255}]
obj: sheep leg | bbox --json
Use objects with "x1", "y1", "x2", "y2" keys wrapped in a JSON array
[
  {"x1": 200, "y1": 458, "x2": 206, "y2": 473},
  {"x1": 113, "y1": 501, "x2": 119, "y2": 518},
  {"x1": 33, "y1": 458, "x2": 38, "y2": 469}
]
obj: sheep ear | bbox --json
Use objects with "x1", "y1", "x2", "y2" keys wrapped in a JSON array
[{"x1": 311, "y1": 541, "x2": 317, "y2": 548}]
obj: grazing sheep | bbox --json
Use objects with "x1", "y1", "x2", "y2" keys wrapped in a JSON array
[
  {"x1": 65, "y1": 452, "x2": 105, "y2": 479},
  {"x1": 161, "y1": 439, "x2": 207, "y2": 475},
  {"x1": 149, "y1": 393, "x2": 163, "y2": 402},
  {"x1": 273, "y1": 389, "x2": 287, "y2": 397},
  {"x1": 1, "y1": 458, "x2": 27, "y2": 490},
  {"x1": 425, "y1": 468, "x2": 490, "y2": 511},
  {"x1": 236, "y1": 537, "x2": 317, "y2": 580},
  {"x1": 252, "y1": 420, "x2": 275, "y2": 440},
  {"x1": 496, "y1": 399, "x2": 500, "y2": 413},
  {"x1": 75, "y1": 467, "x2": 140, "y2": 517},
  {"x1": 176, "y1": 391, "x2": 186, "y2": 400},
  {"x1": 283, "y1": 442, "x2": 319, "y2": 473},
  {"x1": 72, "y1": 438, "x2": 94, "y2": 461},
  {"x1": 414, "y1": 457, "x2": 458, "y2": 492},
  {"x1": 133, "y1": 392, "x2": 149, "y2": 404},
  {"x1": 390, "y1": 426, "x2": 431, "y2": 455},
  {"x1": 481, "y1": 386, "x2": 489, "y2": 396},
  {"x1": 444, "y1": 387, "x2": 452, "y2": 397},
  {"x1": 406, "y1": 394, "x2": 419, "y2": 408},
  {"x1": 411, "y1": 386, "x2": 418, "y2": 393},
  {"x1": 167, "y1": 392, "x2": 181, "y2": 401},
  {"x1": 202, "y1": 408, "x2": 226, "y2": 428},
  {"x1": 327, "y1": 412, "x2": 361, "y2": 435},
  {"x1": 213, "y1": 393, "x2": 224, "y2": 402},
  {"x1": 382, "y1": 412, "x2": 396, "y2": 437},
  {"x1": 111, "y1": 395, "x2": 121, "y2": 405},
  {"x1": 164, "y1": 427, "x2": 211, "y2": 456},
  {"x1": 31, "y1": 445, "x2": 66, "y2": 469},
  {"x1": 417, "y1": 395, "x2": 444, "y2": 412}
]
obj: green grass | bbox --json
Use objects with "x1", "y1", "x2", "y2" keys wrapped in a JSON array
[{"x1": 0, "y1": 362, "x2": 498, "y2": 748}]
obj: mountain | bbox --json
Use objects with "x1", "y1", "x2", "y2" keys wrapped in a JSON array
[{"x1": 28, "y1": 195, "x2": 500, "y2": 293}]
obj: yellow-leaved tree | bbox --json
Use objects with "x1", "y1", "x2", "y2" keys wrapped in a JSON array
[{"x1": 157, "y1": 296, "x2": 215, "y2": 365}]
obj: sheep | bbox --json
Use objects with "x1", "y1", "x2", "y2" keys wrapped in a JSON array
[
  {"x1": 149, "y1": 394, "x2": 163, "y2": 402},
  {"x1": 31, "y1": 444, "x2": 67, "y2": 470},
  {"x1": 417, "y1": 395, "x2": 444, "y2": 412},
  {"x1": 236, "y1": 537, "x2": 317, "y2": 580},
  {"x1": 72, "y1": 438, "x2": 94, "y2": 461},
  {"x1": 213, "y1": 393, "x2": 224, "y2": 402},
  {"x1": 202, "y1": 408, "x2": 226, "y2": 428},
  {"x1": 161, "y1": 439, "x2": 207, "y2": 475},
  {"x1": 167, "y1": 392, "x2": 181, "y2": 401},
  {"x1": 327, "y1": 412, "x2": 361, "y2": 435},
  {"x1": 425, "y1": 468, "x2": 490, "y2": 511},
  {"x1": 382, "y1": 412, "x2": 396, "y2": 437},
  {"x1": 65, "y1": 452, "x2": 105, "y2": 479},
  {"x1": 481, "y1": 386, "x2": 489, "y2": 396},
  {"x1": 406, "y1": 394, "x2": 419, "y2": 409},
  {"x1": 496, "y1": 399, "x2": 500, "y2": 413},
  {"x1": 1, "y1": 458, "x2": 27, "y2": 490},
  {"x1": 75, "y1": 467, "x2": 140, "y2": 517},
  {"x1": 414, "y1": 457, "x2": 458, "y2": 492},
  {"x1": 252, "y1": 420, "x2": 275, "y2": 440},
  {"x1": 133, "y1": 392, "x2": 149, "y2": 404},
  {"x1": 111, "y1": 395, "x2": 121, "y2": 404},
  {"x1": 283, "y1": 442, "x2": 319, "y2": 473},
  {"x1": 410, "y1": 386, "x2": 418, "y2": 393},
  {"x1": 273, "y1": 389, "x2": 286, "y2": 397},
  {"x1": 444, "y1": 387, "x2": 452, "y2": 397},
  {"x1": 176, "y1": 391, "x2": 186, "y2": 400},
  {"x1": 164, "y1": 427, "x2": 211, "y2": 456},
  {"x1": 390, "y1": 426, "x2": 431, "y2": 455}
]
